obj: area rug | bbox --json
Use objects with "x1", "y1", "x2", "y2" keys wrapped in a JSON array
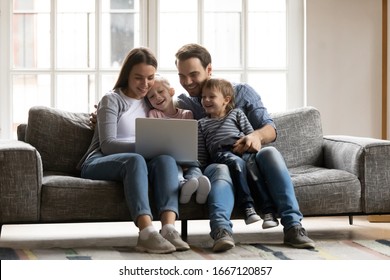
[{"x1": 1, "y1": 239, "x2": 390, "y2": 260}]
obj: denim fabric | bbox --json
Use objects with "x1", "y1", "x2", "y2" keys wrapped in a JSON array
[
  {"x1": 81, "y1": 152, "x2": 179, "y2": 223},
  {"x1": 214, "y1": 151, "x2": 254, "y2": 209},
  {"x1": 147, "y1": 155, "x2": 180, "y2": 218},
  {"x1": 203, "y1": 163, "x2": 234, "y2": 239},
  {"x1": 245, "y1": 153, "x2": 276, "y2": 214},
  {"x1": 254, "y1": 147, "x2": 303, "y2": 228},
  {"x1": 181, "y1": 166, "x2": 203, "y2": 180}
]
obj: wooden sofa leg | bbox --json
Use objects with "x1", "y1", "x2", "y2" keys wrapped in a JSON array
[
  {"x1": 348, "y1": 215, "x2": 353, "y2": 225},
  {"x1": 181, "y1": 220, "x2": 188, "y2": 241}
]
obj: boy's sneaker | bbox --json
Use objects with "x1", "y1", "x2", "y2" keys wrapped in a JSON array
[
  {"x1": 179, "y1": 178, "x2": 199, "y2": 203},
  {"x1": 283, "y1": 225, "x2": 315, "y2": 249},
  {"x1": 262, "y1": 213, "x2": 279, "y2": 229},
  {"x1": 135, "y1": 231, "x2": 176, "y2": 254},
  {"x1": 196, "y1": 175, "x2": 211, "y2": 204},
  {"x1": 244, "y1": 207, "x2": 261, "y2": 225},
  {"x1": 212, "y1": 228, "x2": 235, "y2": 252},
  {"x1": 161, "y1": 229, "x2": 190, "y2": 251}
]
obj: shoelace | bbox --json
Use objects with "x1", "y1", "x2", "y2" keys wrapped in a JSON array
[
  {"x1": 214, "y1": 229, "x2": 231, "y2": 239},
  {"x1": 263, "y1": 213, "x2": 274, "y2": 220},
  {"x1": 298, "y1": 227, "x2": 307, "y2": 236},
  {"x1": 245, "y1": 208, "x2": 256, "y2": 216}
]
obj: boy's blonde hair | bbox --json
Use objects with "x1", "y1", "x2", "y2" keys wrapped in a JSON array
[{"x1": 202, "y1": 78, "x2": 235, "y2": 112}]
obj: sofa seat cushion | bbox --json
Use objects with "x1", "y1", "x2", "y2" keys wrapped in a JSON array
[
  {"x1": 289, "y1": 165, "x2": 362, "y2": 216},
  {"x1": 25, "y1": 106, "x2": 94, "y2": 175},
  {"x1": 40, "y1": 174, "x2": 130, "y2": 222},
  {"x1": 40, "y1": 173, "x2": 209, "y2": 222}
]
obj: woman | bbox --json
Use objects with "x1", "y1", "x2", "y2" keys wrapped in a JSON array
[{"x1": 79, "y1": 47, "x2": 189, "y2": 254}]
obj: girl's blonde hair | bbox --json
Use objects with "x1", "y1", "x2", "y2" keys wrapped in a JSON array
[
  {"x1": 154, "y1": 74, "x2": 171, "y2": 90},
  {"x1": 202, "y1": 78, "x2": 235, "y2": 112}
]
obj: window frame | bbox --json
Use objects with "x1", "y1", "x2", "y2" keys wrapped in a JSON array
[
  {"x1": 0, "y1": 0, "x2": 304, "y2": 139},
  {"x1": 150, "y1": 0, "x2": 304, "y2": 113}
]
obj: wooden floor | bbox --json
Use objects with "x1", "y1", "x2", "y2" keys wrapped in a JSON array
[{"x1": 0, "y1": 215, "x2": 389, "y2": 249}]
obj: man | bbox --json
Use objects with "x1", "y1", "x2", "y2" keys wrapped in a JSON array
[{"x1": 174, "y1": 43, "x2": 315, "y2": 252}]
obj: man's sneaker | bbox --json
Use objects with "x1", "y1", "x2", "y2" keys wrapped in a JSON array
[
  {"x1": 284, "y1": 225, "x2": 315, "y2": 249},
  {"x1": 196, "y1": 175, "x2": 211, "y2": 204},
  {"x1": 212, "y1": 228, "x2": 235, "y2": 252},
  {"x1": 162, "y1": 230, "x2": 190, "y2": 251},
  {"x1": 244, "y1": 207, "x2": 261, "y2": 225},
  {"x1": 179, "y1": 178, "x2": 199, "y2": 203},
  {"x1": 262, "y1": 213, "x2": 279, "y2": 229},
  {"x1": 135, "y1": 231, "x2": 176, "y2": 254}
]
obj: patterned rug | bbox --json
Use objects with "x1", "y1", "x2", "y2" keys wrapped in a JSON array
[{"x1": 1, "y1": 239, "x2": 390, "y2": 260}]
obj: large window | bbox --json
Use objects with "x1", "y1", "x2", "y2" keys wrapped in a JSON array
[{"x1": 0, "y1": 0, "x2": 303, "y2": 139}]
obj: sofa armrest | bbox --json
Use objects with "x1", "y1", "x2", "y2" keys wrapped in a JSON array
[
  {"x1": 323, "y1": 135, "x2": 390, "y2": 213},
  {"x1": 0, "y1": 140, "x2": 42, "y2": 224},
  {"x1": 17, "y1": 124, "x2": 27, "y2": 141}
]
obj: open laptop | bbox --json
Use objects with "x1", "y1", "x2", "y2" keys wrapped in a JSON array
[{"x1": 135, "y1": 118, "x2": 199, "y2": 166}]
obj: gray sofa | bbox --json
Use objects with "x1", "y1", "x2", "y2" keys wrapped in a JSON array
[{"x1": 1, "y1": 105, "x2": 390, "y2": 238}]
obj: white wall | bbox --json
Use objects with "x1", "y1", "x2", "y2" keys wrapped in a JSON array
[{"x1": 306, "y1": 0, "x2": 383, "y2": 138}]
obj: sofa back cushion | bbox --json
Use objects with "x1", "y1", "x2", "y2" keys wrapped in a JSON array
[
  {"x1": 25, "y1": 106, "x2": 94, "y2": 175},
  {"x1": 268, "y1": 106, "x2": 323, "y2": 168}
]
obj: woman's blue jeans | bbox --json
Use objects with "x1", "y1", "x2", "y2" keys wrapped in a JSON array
[{"x1": 81, "y1": 152, "x2": 179, "y2": 225}]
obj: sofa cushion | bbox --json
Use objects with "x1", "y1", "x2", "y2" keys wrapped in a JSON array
[
  {"x1": 289, "y1": 165, "x2": 362, "y2": 215},
  {"x1": 269, "y1": 106, "x2": 324, "y2": 168},
  {"x1": 25, "y1": 106, "x2": 94, "y2": 175},
  {"x1": 40, "y1": 174, "x2": 130, "y2": 222}
]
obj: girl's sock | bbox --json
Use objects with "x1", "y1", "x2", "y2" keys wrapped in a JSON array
[
  {"x1": 160, "y1": 223, "x2": 176, "y2": 237},
  {"x1": 139, "y1": 225, "x2": 157, "y2": 240}
]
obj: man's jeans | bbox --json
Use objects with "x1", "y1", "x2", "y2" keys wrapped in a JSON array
[
  {"x1": 206, "y1": 146, "x2": 302, "y2": 239},
  {"x1": 254, "y1": 146, "x2": 303, "y2": 228},
  {"x1": 81, "y1": 152, "x2": 180, "y2": 224}
]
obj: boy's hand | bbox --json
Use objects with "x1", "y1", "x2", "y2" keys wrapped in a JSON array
[{"x1": 89, "y1": 104, "x2": 98, "y2": 129}]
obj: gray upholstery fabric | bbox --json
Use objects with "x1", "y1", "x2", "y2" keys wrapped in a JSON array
[
  {"x1": 2, "y1": 106, "x2": 390, "y2": 225},
  {"x1": 323, "y1": 137, "x2": 364, "y2": 177},
  {"x1": 268, "y1": 107, "x2": 323, "y2": 168},
  {"x1": 289, "y1": 165, "x2": 362, "y2": 215},
  {"x1": 17, "y1": 124, "x2": 27, "y2": 141},
  {"x1": 325, "y1": 136, "x2": 390, "y2": 213},
  {"x1": 0, "y1": 140, "x2": 42, "y2": 223},
  {"x1": 40, "y1": 173, "x2": 130, "y2": 222},
  {"x1": 25, "y1": 106, "x2": 94, "y2": 175}
]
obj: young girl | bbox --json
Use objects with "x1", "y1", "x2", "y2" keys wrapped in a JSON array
[
  {"x1": 146, "y1": 75, "x2": 211, "y2": 204},
  {"x1": 197, "y1": 77, "x2": 279, "y2": 228}
]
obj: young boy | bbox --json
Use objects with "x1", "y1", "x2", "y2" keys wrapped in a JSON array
[
  {"x1": 146, "y1": 75, "x2": 211, "y2": 204},
  {"x1": 197, "y1": 77, "x2": 279, "y2": 228}
]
